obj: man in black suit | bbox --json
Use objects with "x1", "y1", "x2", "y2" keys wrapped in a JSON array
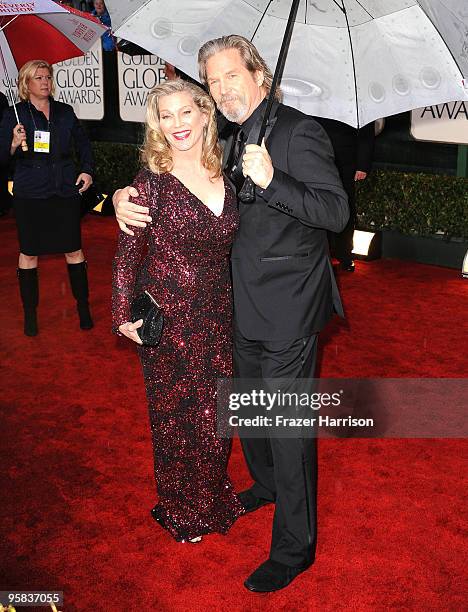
[
  {"x1": 316, "y1": 118, "x2": 375, "y2": 271},
  {"x1": 113, "y1": 35, "x2": 348, "y2": 592}
]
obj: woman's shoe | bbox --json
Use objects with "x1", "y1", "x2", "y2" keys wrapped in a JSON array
[{"x1": 151, "y1": 504, "x2": 202, "y2": 542}]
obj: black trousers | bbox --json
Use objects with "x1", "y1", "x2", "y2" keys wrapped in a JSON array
[{"x1": 233, "y1": 327, "x2": 318, "y2": 568}]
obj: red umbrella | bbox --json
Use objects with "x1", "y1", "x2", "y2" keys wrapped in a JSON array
[
  {"x1": 0, "y1": 3, "x2": 106, "y2": 70},
  {"x1": 0, "y1": 1, "x2": 107, "y2": 68}
]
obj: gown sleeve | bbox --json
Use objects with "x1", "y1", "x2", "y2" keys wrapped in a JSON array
[{"x1": 111, "y1": 168, "x2": 154, "y2": 334}]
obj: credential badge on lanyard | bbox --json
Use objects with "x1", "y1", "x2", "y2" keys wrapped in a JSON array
[
  {"x1": 34, "y1": 130, "x2": 50, "y2": 153},
  {"x1": 29, "y1": 102, "x2": 50, "y2": 154}
]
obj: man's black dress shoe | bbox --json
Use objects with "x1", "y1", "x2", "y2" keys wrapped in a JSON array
[
  {"x1": 244, "y1": 559, "x2": 310, "y2": 592},
  {"x1": 238, "y1": 489, "x2": 273, "y2": 514},
  {"x1": 339, "y1": 259, "x2": 355, "y2": 272}
]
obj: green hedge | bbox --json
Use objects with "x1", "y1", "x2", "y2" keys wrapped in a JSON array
[
  {"x1": 92, "y1": 143, "x2": 468, "y2": 240},
  {"x1": 357, "y1": 170, "x2": 468, "y2": 240},
  {"x1": 92, "y1": 142, "x2": 141, "y2": 196}
]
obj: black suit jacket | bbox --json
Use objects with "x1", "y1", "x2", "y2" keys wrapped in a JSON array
[{"x1": 228, "y1": 103, "x2": 349, "y2": 341}]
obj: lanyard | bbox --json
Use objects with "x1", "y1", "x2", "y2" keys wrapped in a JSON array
[{"x1": 28, "y1": 101, "x2": 50, "y2": 132}]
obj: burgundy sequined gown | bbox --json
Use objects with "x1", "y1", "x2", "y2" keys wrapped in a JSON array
[{"x1": 112, "y1": 168, "x2": 244, "y2": 541}]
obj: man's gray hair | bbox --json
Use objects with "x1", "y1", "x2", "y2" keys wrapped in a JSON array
[{"x1": 198, "y1": 35, "x2": 282, "y2": 101}]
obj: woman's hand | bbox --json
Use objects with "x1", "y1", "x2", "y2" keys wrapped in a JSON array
[
  {"x1": 76, "y1": 172, "x2": 93, "y2": 193},
  {"x1": 118, "y1": 319, "x2": 143, "y2": 344},
  {"x1": 11, "y1": 124, "x2": 26, "y2": 150}
]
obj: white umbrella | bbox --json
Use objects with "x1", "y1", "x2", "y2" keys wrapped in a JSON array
[{"x1": 106, "y1": 0, "x2": 468, "y2": 127}]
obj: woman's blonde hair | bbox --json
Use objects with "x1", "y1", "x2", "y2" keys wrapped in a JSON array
[
  {"x1": 18, "y1": 60, "x2": 55, "y2": 101},
  {"x1": 141, "y1": 79, "x2": 222, "y2": 177}
]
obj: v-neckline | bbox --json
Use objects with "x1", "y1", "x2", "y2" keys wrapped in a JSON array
[{"x1": 168, "y1": 172, "x2": 226, "y2": 218}]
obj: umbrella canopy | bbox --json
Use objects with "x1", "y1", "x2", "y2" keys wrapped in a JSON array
[
  {"x1": 107, "y1": 0, "x2": 468, "y2": 127},
  {"x1": 0, "y1": 0, "x2": 107, "y2": 79}
]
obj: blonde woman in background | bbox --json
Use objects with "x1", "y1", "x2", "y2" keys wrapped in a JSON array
[{"x1": 0, "y1": 59, "x2": 94, "y2": 336}]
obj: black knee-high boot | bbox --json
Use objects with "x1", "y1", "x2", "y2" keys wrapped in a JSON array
[
  {"x1": 67, "y1": 261, "x2": 94, "y2": 330},
  {"x1": 17, "y1": 268, "x2": 39, "y2": 337}
]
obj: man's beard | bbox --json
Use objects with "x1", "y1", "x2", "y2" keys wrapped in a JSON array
[{"x1": 218, "y1": 93, "x2": 248, "y2": 123}]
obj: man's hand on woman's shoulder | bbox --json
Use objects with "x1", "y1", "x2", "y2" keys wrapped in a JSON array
[{"x1": 112, "y1": 186, "x2": 152, "y2": 236}]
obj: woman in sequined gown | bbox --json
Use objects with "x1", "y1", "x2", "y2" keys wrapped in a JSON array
[{"x1": 112, "y1": 79, "x2": 244, "y2": 542}]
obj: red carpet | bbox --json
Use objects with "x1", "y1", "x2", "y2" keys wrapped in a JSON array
[{"x1": 1, "y1": 214, "x2": 466, "y2": 611}]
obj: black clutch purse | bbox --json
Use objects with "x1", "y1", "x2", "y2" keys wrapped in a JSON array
[{"x1": 130, "y1": 290, "x2": 164, "y2": 346}]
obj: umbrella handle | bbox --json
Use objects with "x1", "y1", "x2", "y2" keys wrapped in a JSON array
[
  {"x1": 238, "y1": 176, "x2": 256, "y2": 203},
  {"x1": 238, "y1": 0, "x2": 300, "y2": 204}
]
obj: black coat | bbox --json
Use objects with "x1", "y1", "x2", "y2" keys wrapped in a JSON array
[
  {"x1": 314, "y1": 118, "x2": 375, "y2": 175},
  {"x1": 229, "y1": 103, "x2": 349, "y2": 341},
  {"x1": 0, "y1": 98, "x2": 94, "y2": 199}
]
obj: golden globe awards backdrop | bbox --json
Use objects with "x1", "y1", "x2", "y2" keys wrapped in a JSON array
[
  {"x1": 0, "y1": 46, "x2": 168, "y2": 123},
  {"x1": 54, "y1": 41, "x2": 104, "y2": 120},
  {"x1": 0, "y1": 41, "x2": 104, "y2": 120},
  {"x1": 0, "y1": 73, "x2": 19, "y2": 103},
  {"x1": 411, "y1": 101, "x2": 468, "y2": 144},
  {"x1": 117, "y1": 53, "x2": 166, "y2": 122}
]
